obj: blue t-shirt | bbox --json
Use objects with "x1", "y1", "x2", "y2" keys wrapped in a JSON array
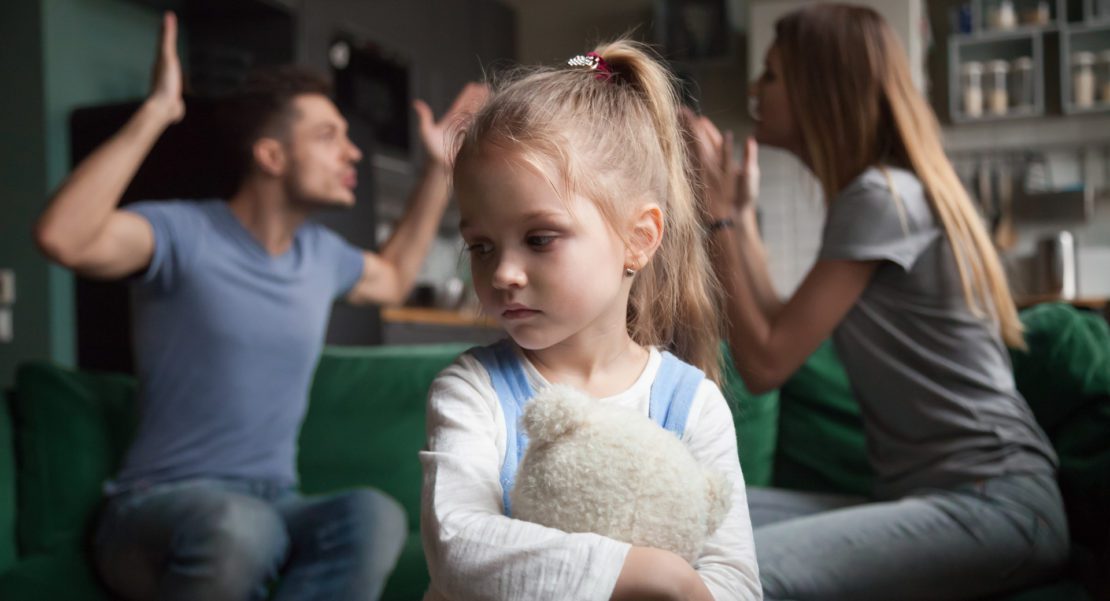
[{"x1": 109, "y1": 200, "x2": 365, "y2": 492}]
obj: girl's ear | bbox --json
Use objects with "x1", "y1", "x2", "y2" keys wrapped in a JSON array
[
  {"x1": 253, "y1": 138, "x2": 288, "y2": 177},
  {"x1": 625, "y1": 203, "x2": 664, "y2": 270}
]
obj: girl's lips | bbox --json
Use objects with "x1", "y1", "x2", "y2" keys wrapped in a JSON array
[{"x1": 502, "y1": 307, "x2": 540, "y2": 320}]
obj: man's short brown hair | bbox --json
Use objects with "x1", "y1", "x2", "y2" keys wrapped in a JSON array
[{"x1": 227, "y1": 66, "x2": 333, "y2": 183}]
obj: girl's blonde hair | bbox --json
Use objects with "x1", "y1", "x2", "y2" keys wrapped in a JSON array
[
  {"x1": 454, "y1": 39, "x2": 723, "y2": 380},
  {"x1": 775, "y1": 4, "x2": 1025, "y2": 348}
]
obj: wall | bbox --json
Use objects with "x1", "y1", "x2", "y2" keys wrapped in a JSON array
[
  {"x1": 0, "y1": 0, "x2": 49, "y2": 392},
  {"x1": 0, "y1": 0, "x2": 174, "y2": 389},
  {"x1": 748, "y1": 0, "x2": 927, "y2": 294}
]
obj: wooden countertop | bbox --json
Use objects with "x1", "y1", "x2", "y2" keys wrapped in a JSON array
[
  {"x1": 1015, "y1": 295, "x2": 1108, "y2": 310},
  {"x1": 381, "y1": 306, "x2": 500, "y2": 328}
]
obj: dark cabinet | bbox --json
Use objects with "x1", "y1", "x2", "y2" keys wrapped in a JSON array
[{"x1": 69, "y1": 0, "x2": 516, "y2": 372}]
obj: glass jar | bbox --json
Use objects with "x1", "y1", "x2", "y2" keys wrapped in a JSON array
[
  {"x1": 961, "y1": 61, "x2": 984, "y2": 117},
  {"x1": 986, "y1": 59, "x2": 1010, "y2": 115},
  {"x1": 1098, "y1": 49, "x2": 1110, "y2": 105},
  {"x1": 1009, "y1": 56, "x2": 1035, "y2": 111},
  {"x1": 1072, "y1": 51, "x2": 1096, "y2": 109},
  {"x1": 987, "y1": 0, "x2": 1017, "y2": 30},
  {"x1": 1019, "y1": 0, "x2": 1051, "y2": 26}
]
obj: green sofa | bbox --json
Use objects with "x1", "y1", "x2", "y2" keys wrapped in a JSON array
[{"x1": 0, "y1": 304, "x2": 1106, "y2": 600}]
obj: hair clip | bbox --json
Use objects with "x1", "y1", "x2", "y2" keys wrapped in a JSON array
[{"x1": 567, "y1": 51, "x2": 612, "y2": 80}]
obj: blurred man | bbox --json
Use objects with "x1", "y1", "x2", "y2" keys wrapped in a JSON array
[{"x1": 35, "y1": 12, "x2": 485, "y2": 601}]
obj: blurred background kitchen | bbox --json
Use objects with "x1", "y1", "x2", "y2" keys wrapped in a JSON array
[{"x1": 1, "y1": 0, "x2": 1108, "y2": 389}]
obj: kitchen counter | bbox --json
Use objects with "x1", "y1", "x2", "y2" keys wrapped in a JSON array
[{"x1": 381, "y1": 307, "x2": 502, "y2": 345}]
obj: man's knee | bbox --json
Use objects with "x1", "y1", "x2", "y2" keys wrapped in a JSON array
[
  {"x1": 172, "y1": 493, "x2": 289, "y2": 594},
  {"x1": 338, "y1": 488, "x2": 407, "y2": 568}
]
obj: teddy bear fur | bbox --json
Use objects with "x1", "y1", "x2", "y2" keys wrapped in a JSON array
[{"x1": 509, "y1": 384, "x2": 731, "y2": 563}]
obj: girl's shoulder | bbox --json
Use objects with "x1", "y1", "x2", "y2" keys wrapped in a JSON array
[{"x1": 429, "y1": 350, "x2": 497, "y2": 403}]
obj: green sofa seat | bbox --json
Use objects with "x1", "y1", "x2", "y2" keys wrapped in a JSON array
[{"x1": 1, "y1": 303, "x2": 1106, "y2": 600}]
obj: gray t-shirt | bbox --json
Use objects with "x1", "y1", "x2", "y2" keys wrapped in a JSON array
[
  {"x1": 109, "y1": 200, "x2": 365, "y2": 492},
  {"x1": 819, "y1": 166, "x2": 1056, "y2": 499}
]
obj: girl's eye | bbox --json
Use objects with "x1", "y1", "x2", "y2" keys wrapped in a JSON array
[
  {"x1": 465, "y1": 241, "x2": 493, "y2": 256},
  {"x1": 526, "y1": 235, "x2": 556, "y2": 249}
]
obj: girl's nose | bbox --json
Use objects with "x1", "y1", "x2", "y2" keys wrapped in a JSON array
[{"x1": 491, "y1": 254, "x2": 526, "y2": 290}]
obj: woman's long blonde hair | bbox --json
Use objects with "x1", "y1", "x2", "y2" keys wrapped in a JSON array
[
  {"x1": 775, "y1": 4, "x2": 1025, "y2": 348},
  {"x1": 454, "y1": 40, "x2": 723, "y2": 380}
]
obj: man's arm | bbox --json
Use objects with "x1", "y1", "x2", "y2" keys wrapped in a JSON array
[
  {"x1": 345, "y1": 83, "x2": 488, "y2": 306},
  {"x1": 34, "y1": 12, "x2": 184, "y2": 280}
]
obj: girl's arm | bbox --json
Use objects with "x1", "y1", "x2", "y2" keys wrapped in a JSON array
[
  {"x1": 420, "y1": 356, "x2": 632, "y2": 601},
  {"x1": 612, "y1": 547, "x2": 713, "y2": 601},
  {"x1": 683, "y1": 380, "x2": 764, "y2": 600}
]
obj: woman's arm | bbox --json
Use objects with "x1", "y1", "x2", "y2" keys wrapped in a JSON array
[
  {"x1": 686, "y1": 115, "x2": 781, "y2": 319},
  {"x1": 687, "y1": 115, "x2": 876, "y2": 394}
]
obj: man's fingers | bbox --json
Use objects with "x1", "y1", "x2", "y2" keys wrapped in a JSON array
[{"x1": 443, "y1": 83, "x2": 489, "y2": 120}]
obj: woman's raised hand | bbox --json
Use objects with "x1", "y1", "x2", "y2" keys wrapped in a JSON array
[{"x1": 684, "y1": 110, "x2": 759, "y2": 220}]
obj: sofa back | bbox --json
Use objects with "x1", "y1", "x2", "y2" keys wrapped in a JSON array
[
  {"x1": 298, "y1": 344, "x2": 471, "y2": 530},
  {"x1": 0, "y1": 390, "x2": 16, "y2": 573}
]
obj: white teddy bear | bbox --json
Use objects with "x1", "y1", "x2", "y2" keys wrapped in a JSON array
[{"x1": 510, "y1": 384, "x2": 731, "y2": 563}]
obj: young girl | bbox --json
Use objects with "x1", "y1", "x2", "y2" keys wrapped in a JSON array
[
  {"x1": 419, "y1": 41, "x2": 761, "y2": 601},
  {"x1": 688, "y1": 4, "x2": 1068, "y2": 600}
]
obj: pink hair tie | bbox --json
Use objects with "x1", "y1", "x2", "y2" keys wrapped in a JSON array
[{"x1": 568, "y1": 51, "x2": 612, "y2": 81}]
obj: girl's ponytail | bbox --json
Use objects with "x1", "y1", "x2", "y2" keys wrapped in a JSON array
[{"x1": 592, "y1": 41, "x2": 722, "y2": 382}]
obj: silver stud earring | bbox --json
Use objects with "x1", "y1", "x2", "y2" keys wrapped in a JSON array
[{"x1": 625, "y1": 268, "x2": 636, "y2": 277}]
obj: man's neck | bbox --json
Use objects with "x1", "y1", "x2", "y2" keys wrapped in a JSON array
[{"x1": 227, "y1": 180, "x2": 310, "y2": 256}]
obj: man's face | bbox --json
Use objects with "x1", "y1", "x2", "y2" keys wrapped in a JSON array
[{"x1": 282, "y1": 94, "x2": 363, "y2": 207}]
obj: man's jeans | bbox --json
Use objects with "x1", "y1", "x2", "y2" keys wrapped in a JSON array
[
  {"x1": 93, "y1": 478, "x2": 407, "y2": 601},
  {"x1": 749, "y1": 472, "x2": 1070, "y2": 601}
]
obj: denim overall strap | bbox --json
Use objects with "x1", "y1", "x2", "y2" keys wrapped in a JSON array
[
  {"x1": 469, "y1": 339, "x2": 534, "y2": 517},
  {"x1": 649, "y1": 351, "x2": 705, "y2": 437}
]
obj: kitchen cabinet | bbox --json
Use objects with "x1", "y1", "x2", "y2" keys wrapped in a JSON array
[{"x1": 939, "y1": 0, "x2": 1110, "y2": 123}]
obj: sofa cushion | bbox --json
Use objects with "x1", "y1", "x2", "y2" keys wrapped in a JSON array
[
  {"x1": 10, "y1": 363, "x2": 136, "y2": 556},
  {"x1": 299, "y1": 343, "x2": 469, "y2": 599},
  {"x1": 0, "y1": 549, "x2": 108, "y2": 601},
  {"x1": 772, "y1": 340, "x2": 872, "y2": 496},
  {"x1": 720, "y1": 345, "x2": 779, "y2": 487},
  {"x1": 298, "y1": 344, "x2": 470, "y2": 528},
  {"x1": 0, "y1": 394, "x2": 17, "y2": 573},
  {"x1": 1010, "y1": 304, "x2": 1110, "y2": 557}
]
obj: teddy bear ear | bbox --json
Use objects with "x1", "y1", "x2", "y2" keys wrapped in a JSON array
[
  {"x1": 521, "y1": 384, "x2": 593, "y2": 442},
  {"x1": 702, "y1": 468, "x2": 733, "y2": 536}
]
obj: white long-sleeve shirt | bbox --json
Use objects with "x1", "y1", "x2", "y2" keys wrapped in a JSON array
[{"x1": 420, "y1": 346, "x2": 762, "y2": 601}]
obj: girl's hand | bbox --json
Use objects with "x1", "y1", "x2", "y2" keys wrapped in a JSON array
[
  {"x1": 611, "y1": 546, "x2": 714, "y2": 601},
  {"x1": 684, "y1": 110, "x2": 760, "y2": 220},
  {"x1": 147, "y1": 12, "x2": 185, "y2": 126},
  {"x1": 413, "y1": 82, "x2": 489, "y2": 168}
]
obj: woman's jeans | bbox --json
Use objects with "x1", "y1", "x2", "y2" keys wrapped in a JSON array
[
  {"x1": 750, "y1": 472, "x2": 1070, "y2": 601},
  {"x1": 93, "y1": 478, "x2": 407, "y2": 601}
]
